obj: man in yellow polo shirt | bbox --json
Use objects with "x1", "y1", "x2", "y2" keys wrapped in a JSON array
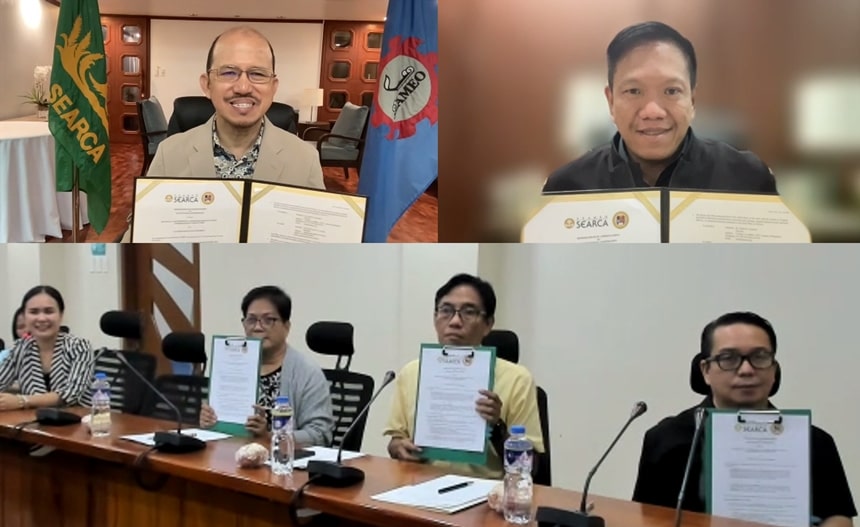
[{"x1": 383, "y1": 273, "x2": 545, "y2": 479}]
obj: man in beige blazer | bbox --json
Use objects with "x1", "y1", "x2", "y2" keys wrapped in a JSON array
[{"x1": 146, "y1": 26, "x2": 324, "y2": 190}]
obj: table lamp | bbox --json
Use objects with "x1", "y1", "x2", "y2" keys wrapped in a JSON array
[{"x1": 303, "y1": 88, "x2": 325, "y2": 123}]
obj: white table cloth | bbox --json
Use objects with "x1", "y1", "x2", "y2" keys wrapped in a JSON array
[{"x1": 0, "y1": 120, "x2": 89, "y2": 242}]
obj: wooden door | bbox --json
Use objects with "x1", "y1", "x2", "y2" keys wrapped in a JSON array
[
  {"x1": 318, "y1": 22, "x2": 385, "y2": 123},
  {"x1": 101, "y1": 16, "x2": 149, "y2": 145},
  {"x1": 121, "y1": 244, "x2": 201, "y2": 376}
]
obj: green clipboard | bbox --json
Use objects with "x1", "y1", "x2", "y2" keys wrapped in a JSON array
[
  {"x1": 704, "y1": 408, "x2": 812, "y2": 519},
  {"x1": 413, "y1": 343, "x2": 497, "y2": 465},
  {"x1": 208, "y1": 335, "x2": 262, "y2": 438}
]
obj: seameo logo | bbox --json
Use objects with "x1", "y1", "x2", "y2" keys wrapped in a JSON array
[
  {"x1": 202, "y1": 192, "x2": 215, "y2": 205},
  {"x1": 164, "y1": 194, "x2": 174, "y2": 203},
  {"x1": 371, "y1": 36, "x2": 438, "y2": 140}
]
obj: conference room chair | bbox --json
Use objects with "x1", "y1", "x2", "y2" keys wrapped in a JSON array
[
  {"x1": 94, "y1": 350, "x2": 157, "y2": 415},
  {"x1": 136, "y1": 97, "x2": 169, "y2": 177},
  {"x1": 689, "y1": 350, "x2": 781, "y2": 396},
  {"x1": 141, "y1": 331, "x2": 209, "y2": 425},
  {"x1": 305, "y1": 321, "x2": 374, "y2": 451},
  {"x1": 166, "y1": 96, "x2": 299, "y2": 136},
  {"x1": 60, "y1": 325, "x2": 70, "y2": 334},
  {"x1": 482, "y1": 329, "x2": 553, "y2": 486},
  {"x1": 301, "y1": 102, "x2": 370, "y2": 179}
]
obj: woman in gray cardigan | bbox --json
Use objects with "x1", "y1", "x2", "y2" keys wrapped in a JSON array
[{"x1": 200, "y1": 286, "x2": 334, "y2": 447}]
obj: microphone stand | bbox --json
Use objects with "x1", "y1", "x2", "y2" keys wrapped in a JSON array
[
  {"x1": 106, "y1": 349, "x2": 205, "y2": 454},
  {"x1": 307, "y1": 371, "x2": 396, "y2": 487}
]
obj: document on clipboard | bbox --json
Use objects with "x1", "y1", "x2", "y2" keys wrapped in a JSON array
[
  {"x1": 705, "y1": 409, "x2": 812, "y2": 527},
  {"x1": 208, "y1": 336, "x2": 262, "y2": 437},
  {"x1": 413, "y1": 344, "x2": 496, "y2": 465}
]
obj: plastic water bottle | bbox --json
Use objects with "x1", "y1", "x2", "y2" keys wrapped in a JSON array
[
  {"x1": 503, "y1": 425, "x2": 534, "y2": 524},
  {"x1": 90, "y1": 372, "x2": 112, "y2": 437},
  {"x1": 270, "y1": 395, "x2": 294, "y2": 475}
]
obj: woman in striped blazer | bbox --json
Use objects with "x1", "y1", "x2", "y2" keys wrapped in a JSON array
[{"x1": 0, "y1": 286, "x2": 94, "y2": 411}]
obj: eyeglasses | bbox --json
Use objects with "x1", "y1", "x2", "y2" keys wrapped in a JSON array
[
  {"x1": 704, "y1": 350, "x2": 776, "y2": 371},
  {"x1": 434, "y1": 305, "x2": 485, "y2": 323},
  {"x1": 242, "y1": 316, "x2": 281, "y2": 329},
  {"x1": 208, "y1": 66, "x2": 276, "y2": 84}
]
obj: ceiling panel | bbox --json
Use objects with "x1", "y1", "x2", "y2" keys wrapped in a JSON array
[{"x1": 57, "y1": 0, "x2": 388, "y2": 20}]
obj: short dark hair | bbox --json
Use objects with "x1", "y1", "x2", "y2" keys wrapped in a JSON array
[
  {"x1": 21, "y1": 286, "x2": 65, "y2": 314},
  {"x1": 11, "y1": 306, "x2": 24, "y2": 338},
  {"x1": 434, "y1": 274, "x2": 497, "y2": 319},
  {"x1": 241, "y1": 286, "x2": 292, "y2": 322},
  {"x1": 607, "y1": 21, "x2": 697, "y2": 89},
  {"x1": 206, "y1": 28, "x2": 276, "y2": 72},
  {"x1": 700, "y1": 312, "x2": 777, "y2": 357}
]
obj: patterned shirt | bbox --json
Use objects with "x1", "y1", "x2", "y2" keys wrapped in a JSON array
[
  {"x1": 212, "y1": 118, "x2": 265, "y2": 179},
  {"x1": 0, "y1": 333, "x2": 94, "y2": 406},
  {"x1": 258, "y1": 366, "x2": 282, "y2": 430}
]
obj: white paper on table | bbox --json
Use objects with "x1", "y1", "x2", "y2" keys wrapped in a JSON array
[
  {"x1": 709, "y1": 411, "x2": 811, "y2": 527},
  {"x1": 292, "y1": 446, "x2": 366, "y2": 469},
  {"x1": 208, "y1": 336, "x2": 262, "y2": 427},
  {"x1": 371, "y1": 475, "x2": 497, "y2": 514},
  {"x1": 121, "y1": 428, "x2": 231, "y2": 446},
  {"x1": 413, "y1": 345, "x2": 493, "y2": 452}
]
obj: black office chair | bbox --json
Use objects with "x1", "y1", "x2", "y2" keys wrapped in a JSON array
[
  {"x1": 690, "y1": 351, "x2": 781, "y2": 396},
  {"x1": 306, "y1": 321, "x2": 374, "y2": 451},
  {"x1": 482, "y1": 329, "x2": 552, "y2": 486},
  {"x1": 140, "y1": 331, "x2": 210, "y2": 425},
  {"x1": 94, "y1": 350, "x2": 157, "y2": 415},
  {"x1": 167, "y1": 96, "x2": 299, "y2": 136},
  {"x1": 137, "y1": 97, "x2": 168, "y2": 177}
]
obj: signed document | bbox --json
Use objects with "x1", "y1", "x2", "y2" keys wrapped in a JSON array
[
  {"x1": 668, "y1": 192, "x2": 811, "y2": 243},
  {"x1": 413, "y1": 345, "x2": 496, "y2": 464},
  {"x1": 706, "y1": 410, "x2": 812, "y2": 527},
  {"x1": 208, "y1": 336, "x2": 262, "y2": 437},
  {"x1": 132, "y1": 178, "x2": 244, "y2": 242},
  {"x1": 246, "y1": 183, "x2": 366, "y2": 243},
  {"x1": 522, "y1": 190, "x2": 662, "y2": 243}
]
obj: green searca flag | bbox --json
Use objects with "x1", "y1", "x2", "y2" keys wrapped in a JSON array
[{"x1": 48, "y1": 0, "x2": 111, "y2": 234}]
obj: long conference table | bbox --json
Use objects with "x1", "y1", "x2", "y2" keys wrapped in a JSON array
[{"x1": 0, "y1": 409, "x2": 770, "y2": 527}]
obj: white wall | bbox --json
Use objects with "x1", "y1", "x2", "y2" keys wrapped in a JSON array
[
  {"x1": 149, "y1": 20, "x2": 323, "y2": 120},
  {"x1": 488, "y1": 244, "x2": 860, "y2": 503},
  {"x1": 0, "y1": 0, "x2": 59, "y2": 120}
]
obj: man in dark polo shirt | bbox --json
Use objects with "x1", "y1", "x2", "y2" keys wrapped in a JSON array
[
  {"x1": 633, "y1": 312, "x2": 855, "y2": 527},
  {"x1": 543, "y1": 22, "x2": 777, "y2": 194}
]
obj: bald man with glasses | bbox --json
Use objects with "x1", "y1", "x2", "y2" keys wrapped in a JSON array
[
  {"x1": 633, "y1": 312, "x2": 856, "y2": 527},
  {"x1": 383, "y1": 273, "x2": 545, "y2": 480},
  {"x1": 199, "y1": 285, "x2": 333, "y2": 447},
  {"x1": 147, "y1": 26, "x2": 324, "y2": 188}
]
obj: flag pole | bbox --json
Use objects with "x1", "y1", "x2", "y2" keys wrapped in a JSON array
[{"x1": 72, "y1": 166, "x2": 80, "y2": 243}]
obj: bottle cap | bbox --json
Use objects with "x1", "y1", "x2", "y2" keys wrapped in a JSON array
[
  {"x1": 510, "y1": 425, "x2": 526, "y2": 435},
  {"x1": 94, "y1": 372, "x2": 107, "y2": 380},
  {"x1": 275, "y1": 396, "x2": 290, "y2": 405}
]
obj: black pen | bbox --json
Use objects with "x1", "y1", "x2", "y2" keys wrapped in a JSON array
[{"x1": 437, "y1": 481, "x2": 473, "y2": 494}]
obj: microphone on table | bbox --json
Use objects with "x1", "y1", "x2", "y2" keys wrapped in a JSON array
[
  {"x1": 99, "y1": 310, "x2": 143, "y2": 341},
  {"x1": 536, "y1": 401, "x2": 649, "y2": 527},
  {"x1": 306, "y1": 370, "x2": 397, "y2": 487},
  {"x1": 161, "y1": 331, "x2": 208, "y2": 371},
  {"x1": 94, "y1": 347, "x2": 205, "y2": 454},
  {"x1": 674, "y1": 407, "x2": 707, "y2": 527}
]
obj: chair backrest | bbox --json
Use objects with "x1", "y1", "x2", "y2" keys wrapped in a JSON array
[
  {"x1": 481, "y1": 328, "x2": 552, "y2": 484},
  {"x1": 141, "y1": 374, "x2": 209, "y2": 426},
  {"x1": 329, "y1": 102, "x2": 370, "y2": 148},
  {"x1": 535, "y1": 386, "x2": 552, "y2": 486},
  {"x1": 94, "y1": 350, "x2": 157, "y2": 415},
  {"x1": 167, "y1": 96, "x2": 298, "y2": 136},
  {"x1": 482, "y1": 329, "x2": 519, "y2": 363},
  {"x1": 324, "y1": 368, "x2": 375, "y2": 450},
  {"x1": 306, "y1": 321, "x2": 378, "y2": 449}
]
